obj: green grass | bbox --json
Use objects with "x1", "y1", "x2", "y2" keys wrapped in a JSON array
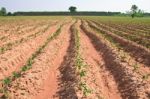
[{"x1": 77, "y1": 16, "x2": 150, "y2": 25}]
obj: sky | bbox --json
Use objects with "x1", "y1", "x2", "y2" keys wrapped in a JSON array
[{"x1": 0, "y1": 0, "x2": 150, "y2": 13}]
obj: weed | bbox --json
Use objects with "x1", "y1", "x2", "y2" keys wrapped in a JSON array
[
  {"x1": 79, "y1": 82, "x2": 92, "y2": 96},
  {"x1": 21, "y1": 65, "x2": 31, "y2": 72},
  {"x1": 27, "y1": 58, "x2": 34, "y2": 66},
  {"x1": 2, "y1": 77, "x2": 11, "y2": 86},
  {"x1": 0, "y1": 47, "x2": 5, "y2": 54},
  {"x1": 80, "y1": 70, "x2": 86, "y2": 78},
  {"x1": 73, "y1": 24, "x2": 91, "y2": 97},
  {"x1": 76, "y1": 56, "x2": 84, "y2": 70},
  {"x1": 12, "y1": 72, "x2": 21, "y2": 78},
  {"x1": 133, "y1": 63, "x2": 139, "y2": 71}
]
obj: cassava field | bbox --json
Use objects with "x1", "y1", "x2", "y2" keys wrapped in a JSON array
[{"x1": 0, "y1": 16, "x2": 150, "y2": 99}]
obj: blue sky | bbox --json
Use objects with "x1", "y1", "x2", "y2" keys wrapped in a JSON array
[{"x1": 0, "y1": 0, "x2": 150, "y2": 12}]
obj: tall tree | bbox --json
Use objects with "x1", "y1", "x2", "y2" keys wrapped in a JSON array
[
  {"x1": 69, "y1": 6, "x2": 77, "y2": 13},
  {"x1": 0, "y1": 7, "x2": 7, "y2": 16},
  {"x1": 131, "y1": 5, "x2": 138, "y2": 18}
]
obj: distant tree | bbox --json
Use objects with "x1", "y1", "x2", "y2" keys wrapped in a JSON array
[
  {"x1": 0, "y1": 7, "x2": 7, "y2": 16},
  {"x1": 0, "y1": 11, "x2": 2, "y2": 16},
  {"x1": 1, "y1": 7, "x2": 7, "y2": 15},
  {"x1": 131, "y1": 5, "x2": 138, "y2": 12},
  {"x1": 7, "y1": 12, "x2": 12, "y2": 16},
  {"x1": 131, "y1": 5, "x2": 138, "y2": 18},
  {"x1": 136, "y1": 9, "x2": 144, "y2": 17},
  {"x1": 69, "y1": 6, "x2": 77, "y2": 13}
]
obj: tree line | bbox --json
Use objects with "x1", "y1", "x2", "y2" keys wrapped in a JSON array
[
  {"x1": 13, "y1": 11, "x2": 121, "y2": 16},
  {"x1": 0, "y1": 5, "x2": 150, "y2": 17}
]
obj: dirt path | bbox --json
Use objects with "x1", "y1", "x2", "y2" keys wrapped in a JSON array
[
  {"x1": 7, "y1": 21, "x2": 74, "y2": 99},
  {"x1": 76, "y1": 21, "x2": 122, "y2": 99}
]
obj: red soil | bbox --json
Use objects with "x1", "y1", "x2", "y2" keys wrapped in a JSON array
[
  {"x1": 0, "y1": 22, "x2": 61, "y2": 80},
  {"x1": 80, "y1": 21, "x2": 150, "y2": 99},
  {"x1": 0, "y1": 18, "x2": 149, "y2": 99},
  {"x1": 77, "y1": 21, "x2": 122, "y2": 99},
  {"x1": 7, "y1": 21, "x2": 74, "y2": 99}
]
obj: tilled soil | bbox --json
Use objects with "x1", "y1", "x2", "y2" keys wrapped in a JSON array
[
  {"x1": 77, "y1": 21, "x2": 122, "y2": 99},
  {"x1": 0, "y1": 22, "x2": 62, "y2": 80},
  {"x1": 0, "y1": 18, "x2": 150, "y2": 99},
  {"x1": 5, "y1": 21, "x2": 73, "y2": 99},
  {"x1": 80, "y1": 21, "x2": 150, "y2": 99},
  {"x1": 87, "y1": 21, "x2": 150, "y2": 66}
]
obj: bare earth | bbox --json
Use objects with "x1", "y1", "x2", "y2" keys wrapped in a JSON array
[{"x1": 0, "y1": 17, "x2": 150, "y2": 99}]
